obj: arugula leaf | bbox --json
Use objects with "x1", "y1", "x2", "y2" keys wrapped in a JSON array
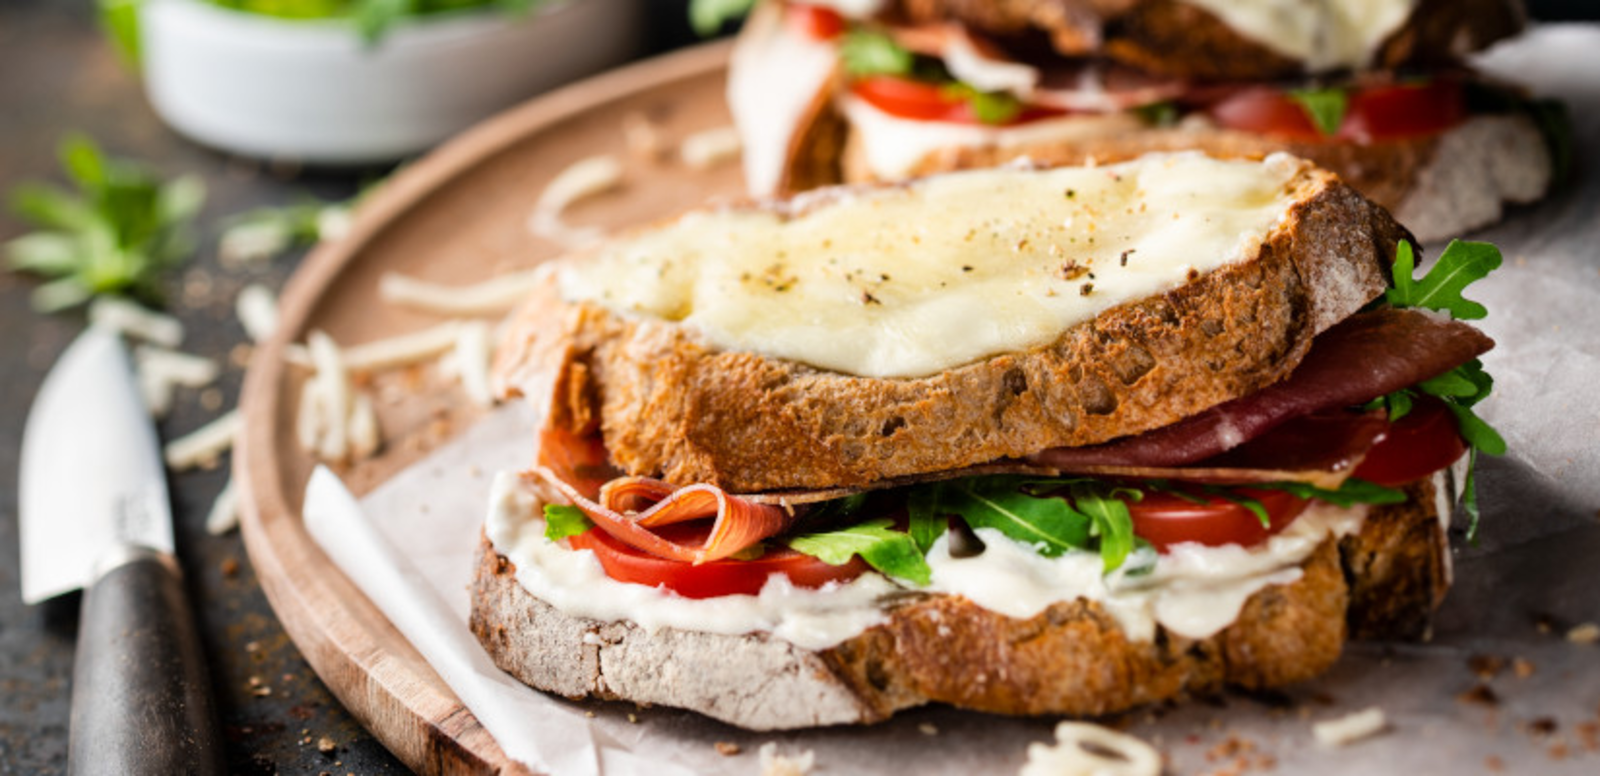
[
  {"x1": 1363, "y1": 388, "x2": 1415, "y2": 422},
  {"x1": 1068, "y1": 484, "x2": 1135, "y2": 573},
  {"x1": 688, "y1": 0, "x2": 757, "y2": 36},
  {"x1": 1462, "y1": 448, "x2": 1482, "y2": 542},
  {"x1": 1132, "y1": 100, "x2": 1180, "y2": 127},
  {"x1": 840, "y1": 30, "x2": 915, "y2": 77},
  {"x1": 1205, "y1": 487, "x2": 1270, "y2": 528},
  {"x1": 1256, "y1": 478, "x2": 1408, "y2": 508},
  {"x1": 905, "y1": 480, "x2": 951, "y2": 553},
  {"x1": 1385, "y1": 240, "x2": 1501, "y2": 320},
  {"x1": 1288, "y1": 87, "x2": 1349, "y2": 136},
  {"x1": 543, "y1": 504, "x2": 593, "y2": 541},
  {"x1": 4, "y1": 134, "x2": 204, "y2": 312},
  {"x1": 789, "y1": 519, "x2": 931, "y2": 585},
  {"x1": 938, "y1": 82, "x2": 1023, "y2": 125},
  {"x1": 946, "y1": 477, "x2": 1092, "y2": 557}
]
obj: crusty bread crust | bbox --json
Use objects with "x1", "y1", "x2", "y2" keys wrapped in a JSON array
[
  {"x1": 469, "y1": 476, "x2": 1450, "y2": 730},
  {"x1": 493, "y1": 162, "x2": 1403, "y2": 492},
  {"x1": 893, "y1": 0, "x2": 1523, "y2": 78},
  {"x1": 849, "y1": 114, "x2": 1551, "y2": 245}
]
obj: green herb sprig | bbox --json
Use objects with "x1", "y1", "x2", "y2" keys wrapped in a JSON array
[
  {"x1": 688, "y1": 0, "x2": 757, "y2": 36},
  {"x1": 5, "y1": 134, "x2": 204, "y2": 312},
  {"x1": 1374, "y1": 239, "x2": 1509, "y2": 539},
  {"x1": 1288, "y1": 86, "x2": 1349, "y2": 136}
]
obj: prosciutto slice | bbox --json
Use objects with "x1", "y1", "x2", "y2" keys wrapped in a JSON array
[
  {"x1": 1029, "y1": 308, "x2": 1493, "y2": 469},
  {"x1": 531, "y1": 426, "x2": 799, "y2": 564}
]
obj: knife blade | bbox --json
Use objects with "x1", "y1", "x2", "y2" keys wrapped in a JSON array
[{"x1": 19, "y1": 326, "x2": 224, "y2": 775}]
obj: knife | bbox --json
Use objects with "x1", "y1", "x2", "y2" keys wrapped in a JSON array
[{"x1": 19, "y1": 326, "x2": 225, "y2": 775}]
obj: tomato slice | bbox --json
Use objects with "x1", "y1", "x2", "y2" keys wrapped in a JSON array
[
  {"x1": 567, "y1": 523, "x2": 868, "y2": 599},
  {"x1": 849, "y1": 75, "x2": 1064, "y2": 125},
  {"x1": 1129, "y1": 487, "x2": 1309, "y2": 552},
  {"x1": 786, "y1": 4, "x2": 845, "y2": 40},
  {"x1": 1207, "y1": 80, "x2": 1467, "y2": 143},
  {"x1": 1352, "y1": 395, "x2": 1468, "y2": 486}
]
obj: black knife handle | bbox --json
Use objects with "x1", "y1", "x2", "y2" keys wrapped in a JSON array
[{"x1": 68, "y1": 548, "x2": 225, "y2": 776}]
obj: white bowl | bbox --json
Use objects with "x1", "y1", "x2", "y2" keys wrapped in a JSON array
[{"x1": 141, "y1": 0, "x2": 644, "y2": 165}]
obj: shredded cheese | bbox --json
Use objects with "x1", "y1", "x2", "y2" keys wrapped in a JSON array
[
  {"x1": 527, "y1": 154, "x2": 623, "y2": 249},
  {"x1": 236, "y1": 283, "x2": 279, "y2": 343},
  {"x1": 757, "y1": 743, "x2": 815, "y2": 776},
  {"x1": 1019, "y1": 722, "x2": 1161, "y2": 776},
  {"x1": 206, "y1": 479, "x2": 240, "y2": 536},
  {"x1": 163, "y1": 409, "x2": 241, "y2": 472},
  {"x1": 1313, "y1": 707, "x2": 1389, "y2": 747},
  {"x1": 285, "y1": 322, "x2": 462, "y2": 373},
  {"x1": 621, "y1": 111, "x2": 666, "y2": 161},
  {"x1": 454, "y1": 320, "x2": 495, "y2": 407},
  {"x1": 679, "y1": 126, "x2": 743, "y2": 170},
  {"x1": 88, "y1": 297, "x2": 184, "y2": 348},
  {"x1": 377, "y1": 270, "x2": 545, "y2": 317},
  {"x1": 307, "y1": 331, "x2": 350, "y2": 462}
]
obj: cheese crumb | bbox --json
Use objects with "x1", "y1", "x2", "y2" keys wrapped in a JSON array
[
  {"x1": 1567, "y1": 623, "x2": 1600, "y2": 644},
  {"x1": 1020, "y1": 722, "x2": 1160, "y2": 776},
  {"x1": 758, "y1": 742, "x2": 814, "y2": 776},
  {"x1": 680, "y1": 125, "x2": 743, "y2": 170},
  {"x1": 1313, "y1": 707, "x2": 1388, "y2": 747}
]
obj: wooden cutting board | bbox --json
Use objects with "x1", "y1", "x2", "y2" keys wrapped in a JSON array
[{"x1": 235, "y1": 42, "x2": 741, "y2": 775}]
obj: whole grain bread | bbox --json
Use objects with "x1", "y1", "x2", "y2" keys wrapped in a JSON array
[
  {"x1": 891, "y1": 0, "x2": 1523, "y2": 78},
  {"x1": 494, "y1": 160, "x2": 1404, "y2": 493},
  {"x1": 469, "y1": 474, "x2": 1451, "y2": 730},
  {"x1": 844, "y1": 114, "x2": 1552, "y2": 245}
]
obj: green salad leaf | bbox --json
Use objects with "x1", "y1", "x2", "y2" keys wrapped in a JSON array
[
  {"x1": 1386, "y1": 239, "x2": 1500, "y2": 320},
  {"x1": 789, "y1": 519, "x2": 931, "y2": 585},
  {"x1": 4, "y1": 134, "x2": 204, "y2": 312},
  {"x1": 839, "y1": 29, "x2": 914, "y2": 77},
  {"x1": 1253, "y1": 478, "x2": 1408, "y2": 508},
  {"x1": 1288, "y1": 86, "x2": 1349, "y2": 136},
  {"x1": 543, "y1": 504, "x2": 593, "y2": 541},
  {"x1": 939, "y1": 82, "x2": 1022, "y2": 125},
  {"x1": 688, "y1": 0, "x2": 757, "y2": 36},
  {"x1": 943, "y1": 477, "x2": 1093, "y2": 558}
]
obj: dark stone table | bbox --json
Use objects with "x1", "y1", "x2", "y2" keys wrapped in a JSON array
[{"x1": 0, "y1": 1, "x2": 695, "y2": 773}]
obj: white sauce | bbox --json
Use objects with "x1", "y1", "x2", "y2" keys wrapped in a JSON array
[
  {"x1": 805, "y1": 0, "x2": 885, "y2": 18},
  {"x1": 842, "y1": 94, "x2": 1144, "y2": 181},
  {"x1": 1181, "y1": 0, "x2": 1418, "y2": 72},
  {"x1": 486, "y1": 471, "x2": 1368, "y2": 650},
  {"x1": 560, "y1": 151, "x2": 1303, "y2": 379}
]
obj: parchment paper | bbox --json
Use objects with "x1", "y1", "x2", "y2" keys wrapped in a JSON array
[{"x1": 305, "y1": 25, "x2": 1600, "y2": 776}]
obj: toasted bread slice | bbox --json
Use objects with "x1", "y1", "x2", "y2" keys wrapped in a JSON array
[
  {"x1": 494, "y1": 156, "x2": 1405, "y2": 492},
  {"x1": 470, "y1": 473, "x2": 1452, "y2": 730},
  {"x1": 893, "y1": 0, "x2": 1523, "y2": 78},
  {"x1": 842, "y1": 114, "x2": 1552, "y2": 244}
]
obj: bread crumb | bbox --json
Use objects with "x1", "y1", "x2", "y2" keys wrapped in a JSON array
[
  {"x1": 1458, "y1": 684, "x2": 1499, "y2": 707},
  {"x1": 1512, "y1": 657, "x2": 1536, "y2": 679},
  {"x1": 1484, "y1": 754, "x2": 1505, "y2": 772},
  {"x1": 1020, "y1": 722, "x2": 1160, "y2": 776},
  {"x1": 1566, "y1": 622, "x2": 1599, "y2": 644},
  {"x1": 1312, "y1": 707, "x2": 1387, "y2": 747},
  {"x1": 317, "y1": 736, "x2": 336, "y2": 753},
  {"x1": 757, "y1": 742, "x2": 814, "y2": 776},
  {"x1": 919, "y1": 723, "x2": 938, "y2": 736},
  {"x1": 627, "y1": 713, "x2": 638, "y2": 724},
  {"x1": 1468, "y1": 654, "x2": 1507, "y2": 680},
  {"x1": 714, "y1": 741, "x2": 740, "y2": 756}
]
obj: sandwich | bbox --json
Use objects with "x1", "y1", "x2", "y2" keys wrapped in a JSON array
[
  {"x1": 471, "y1": 152, "x2": 1505, "y2": 730},
  {"x1": 724, "y1": 0, "x2": 1566, "y2": 243}
]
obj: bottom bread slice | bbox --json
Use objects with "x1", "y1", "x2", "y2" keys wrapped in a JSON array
[{"x1": 469, "y1": 476, "x2": 1450, "y2": 730}]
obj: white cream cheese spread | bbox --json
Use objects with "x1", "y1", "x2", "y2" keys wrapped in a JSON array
[
  {"x1": 485, "y1": 471, "x2": 1368, "y2": 650},
  {"x1": 560, "y1": 152, "x2": 1304, "y2": 379},
  {"x1": 1181, "y1": 0, "x2": 1418, "y2": 72}
]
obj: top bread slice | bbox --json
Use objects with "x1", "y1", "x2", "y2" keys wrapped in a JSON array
[
  {"x1": 892, "y1": 0, "x2": 1524, "y2": 79},
  {"x1": 494, "y1": 158, "x2": 1407, "y2": 493}
]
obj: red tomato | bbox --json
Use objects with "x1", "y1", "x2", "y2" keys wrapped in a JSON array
[
  {"x1": 849, "y1": 76, "x2": 1063, "y2": 125},
  {"x1": 1129, "y1": 487, "x2": 1309, "y2": 552},
  {"x1": 567, "y1": 525, "x2": 868, "y2": 599},
  {"x1": 1207, "y1": 80, "x2": 1466, "y2": 143},
  {"x1": 786, "y1": 4, "x2": 845, "y2": 40},
  {"x1": 1352, "y1": 395, "x2": 1468, "y2": 487}
]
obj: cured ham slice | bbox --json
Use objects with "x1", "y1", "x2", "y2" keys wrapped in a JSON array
[{"x1": 1030, "y1": 308, "x2": 1493, "y2": 468}]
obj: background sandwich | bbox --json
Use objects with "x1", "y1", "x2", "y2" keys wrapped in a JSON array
[
  {"x1": 475, "y1": 153, "x2": 1505, "y2": 730},
  {"x1": 724, "y1": 0, "x2": 1567, "y2": 243}
]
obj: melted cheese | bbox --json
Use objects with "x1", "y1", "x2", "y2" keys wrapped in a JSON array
[
  {"x1": 485, "y1": 472, "x2": 1369, "y2": 650},
  {"x1": 1181, "y1": 0, "x2": 1418, "y2": 72},
  {"x1": 560, "y1": 152, "x2": 1304, "y2": 379}
]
